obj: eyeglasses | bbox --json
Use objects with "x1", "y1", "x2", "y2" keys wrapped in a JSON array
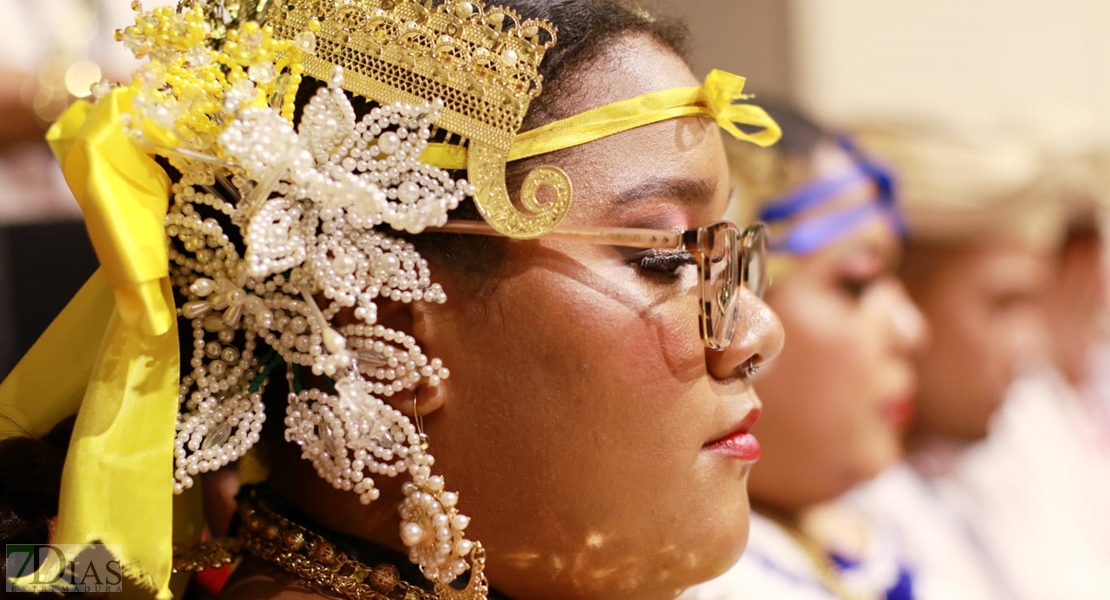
[{"x1": 427, "y1": 220, "x2": 769, "y2": 351}]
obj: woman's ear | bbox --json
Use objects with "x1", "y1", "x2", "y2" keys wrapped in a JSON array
[{"x1": 372, "y1": 296, "x2": 446, "y2": 419}]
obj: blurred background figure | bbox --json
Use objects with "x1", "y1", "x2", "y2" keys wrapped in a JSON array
[
  {"x1": 985, "y1": 155, "x2": 1110, "y2": 588},
  {"x1": 627, "y1": 4, "x2": 1110, "y2": 595},
  {"x1": 1086, "y1": 152, "x2": 1110, "y2": 420},
  {"x1": 847, "y1": 124, "x2": 1110, "y2": 600},
  {"x1": 681, "y1": 105, "x2": 927, "y2": 600},
  {"x1": 0, "y1": 0, "x2": 146, "y2": 223}
]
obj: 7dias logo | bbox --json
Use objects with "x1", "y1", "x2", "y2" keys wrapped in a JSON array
[{"x1": 5, "y1": 544, "x2": 123, "y2": 593}]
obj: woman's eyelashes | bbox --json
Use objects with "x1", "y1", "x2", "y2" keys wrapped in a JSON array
[
  {"x1": 836, "y1": 265, "x2": 899, "y2": 300},
  {"x1": 836, "y1": 274, "x2": 877, "y2": 299},
  {"x1": 634, "y1": 248, "x2": 697, "y2": 277},
  {"x1": 834, "y1": 261, "x2": 887, "y2": 300},
  {"x1": 833, "y1": 249, "x2": 892, "y2": 300}
]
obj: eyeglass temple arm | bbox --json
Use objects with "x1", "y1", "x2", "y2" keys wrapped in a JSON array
[{"x1": 426, "y1": 221, "x2": 684, "y2": 250}]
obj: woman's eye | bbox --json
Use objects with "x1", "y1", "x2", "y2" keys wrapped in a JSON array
[
  {"x1": 837, "y1": 274, "x2": 880, "y2": 299},
  {"x1": 635, "y1": 249, "x2": 696, "y2": 276}
]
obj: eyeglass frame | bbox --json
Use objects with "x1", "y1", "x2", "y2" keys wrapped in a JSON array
[{"x1": 425, "y1": 220, "x2": 769, "y2": 351}]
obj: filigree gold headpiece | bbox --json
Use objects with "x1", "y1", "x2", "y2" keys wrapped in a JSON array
[{"x1": 262, "y1": 0, "x2": 569, "y2": 238}]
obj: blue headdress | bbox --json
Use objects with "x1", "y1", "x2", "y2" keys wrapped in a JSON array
[{"x1": 758, "y1": 136, "x2": 904, "y2": 255}]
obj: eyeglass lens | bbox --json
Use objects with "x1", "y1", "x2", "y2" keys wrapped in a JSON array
[{"x1": 699, "y1": 222, "x2": 767, "y2": 350}]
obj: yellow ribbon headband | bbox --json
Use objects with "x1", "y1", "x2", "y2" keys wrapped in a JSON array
[{"x1": 421, "y1": 69, "x2": 781, "y2": 170}]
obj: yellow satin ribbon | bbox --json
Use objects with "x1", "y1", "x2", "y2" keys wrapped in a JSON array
[
  {"x1": 0, "y1": 86, "x2": 180, "y2": 598},
  {"x1": 421, "y1": 69, "x2": 781, "y2": 169},
  {"x1": 50, "y1": 89, "x2": 176, "y2": 337}
]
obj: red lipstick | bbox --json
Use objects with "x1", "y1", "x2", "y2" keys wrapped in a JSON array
[
  {"x1": 882, "y1": 395, "x2": 914, "y2": 430},
  {"x1": 705, "y1": 408, "x2": 761, "y2": 462}
]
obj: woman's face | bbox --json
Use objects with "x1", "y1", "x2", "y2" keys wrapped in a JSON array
[
  {"x1": 418, "y1": 36, "x2": 783, "y2": 600},
  {"x1": 900, "y1": 240, "x2": 1050, "y2": 441},
  {"x1": 747, "y1": 143, "x2": 926, "y2": 512}
]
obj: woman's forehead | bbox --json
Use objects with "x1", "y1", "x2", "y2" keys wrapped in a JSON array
[
  {"x1": 553, "y1": 119, "x2": 729, "y2": 226},
  {"x1": 554, "y1": 34, "x2": 701, "y2": 116},
  {"x1": 510, "y1": 37, "x2": 729, "y2": 227}
]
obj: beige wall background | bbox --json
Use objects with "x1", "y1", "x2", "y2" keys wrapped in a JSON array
[
  {"x1": 792, "y1": 0, "x2": 1110, "y2": 151},
  {"x1": 647, "y1": 0, "x2": 1110, "y2": 152},
  {"x1": 639, "y1": 0, "x2": 793, "y2": 99}
]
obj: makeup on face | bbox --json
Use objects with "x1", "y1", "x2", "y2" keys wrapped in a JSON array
[{"x1": 704, "y1": 407, "x2": 763, "y2": 462}]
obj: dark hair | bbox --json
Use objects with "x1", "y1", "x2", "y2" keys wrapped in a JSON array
[
  {"x1": 747, "y1": 99, "x2": 829, "y2": 161},
  {"x1": 505, "y1": 0, "x2": 688, "y2": 129},
  {"x1": 0, "y1": 416, "x2": 74, "y2": 548},
  {"x1": 1059, "y1": 216, "x2": 1104, "y2": 260}
]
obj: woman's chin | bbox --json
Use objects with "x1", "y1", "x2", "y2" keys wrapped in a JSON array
[
  {"x1": 686, "y1": 515, "x2": 751, "y2": 585},
  {"x1": 862, "y1": 436, "x2": 905, "y2": 481}
]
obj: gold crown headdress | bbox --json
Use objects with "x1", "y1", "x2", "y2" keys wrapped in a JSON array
[
  {"x1": 0, "y1": 1, "x2": 781, "y2": 597},
  {"x1": 263, "y1": 0, "x2": 571, "y2": 238}
]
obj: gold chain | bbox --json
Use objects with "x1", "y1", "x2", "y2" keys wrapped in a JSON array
[
  {"x1": 175, "y1": 491, "x2": 489, "y2": 600},
  {"x1": 173, "y1": 538, "x2": 240, "y2": 573}
]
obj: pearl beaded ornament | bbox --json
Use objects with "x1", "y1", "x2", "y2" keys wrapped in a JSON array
[{"x1": 119, "y1": 3, "x2": 480, "y2": 586}]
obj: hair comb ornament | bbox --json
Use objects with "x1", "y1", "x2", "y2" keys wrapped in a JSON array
[{"x1": 120, "y1": 2, "x2": 487, "y2": 590}]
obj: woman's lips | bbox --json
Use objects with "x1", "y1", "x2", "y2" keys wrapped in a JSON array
[
  {"x1": 881, "y1": 393, "x2": 915, "y2": 430},
  {"x1": 704, "y1": 408, "x2": 762, "y2": 462}
]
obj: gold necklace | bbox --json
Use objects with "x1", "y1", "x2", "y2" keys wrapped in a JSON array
[{"x1": 175, "y1": 490, "x2": 489, "y2": 600}]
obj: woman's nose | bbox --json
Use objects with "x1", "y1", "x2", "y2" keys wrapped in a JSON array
[{"x1": 707, "y1": 290, "x2": 784, "y2": 380}]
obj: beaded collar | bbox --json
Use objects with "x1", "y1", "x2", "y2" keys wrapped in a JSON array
[{"x1": 178, "y1": 487, "x2": 507, "y2": 600}]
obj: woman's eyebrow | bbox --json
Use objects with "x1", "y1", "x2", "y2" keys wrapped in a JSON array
[{"x1": 608, "y1": 176, "x2": 720, "y2": 215}]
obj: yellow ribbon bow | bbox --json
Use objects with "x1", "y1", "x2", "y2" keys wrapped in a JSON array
[
  {"x1": 0, "y1": 87, "x2": 182, "y2": 598},
  {"x1": 50, "y1": 87, "x2": 175, "y2": 337},
  {"x1": 700, "y1": 69, "x2": 783, "y2": 145}
]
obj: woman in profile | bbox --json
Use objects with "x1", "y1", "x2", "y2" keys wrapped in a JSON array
[
  {"x1": 0, "y1": 1, "x2": 784, "y2": 600},
  {"x1": 683, "y1": 105, "x2": 926, "y2": 600}
]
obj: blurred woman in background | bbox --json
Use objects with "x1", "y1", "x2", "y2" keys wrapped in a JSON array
[
  {"x1": 848, "y1": 124, "x2": 1109, "y2": 600},
  {"x1": 683, "y1": 105, "x2": 926, "y2": 600}
]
